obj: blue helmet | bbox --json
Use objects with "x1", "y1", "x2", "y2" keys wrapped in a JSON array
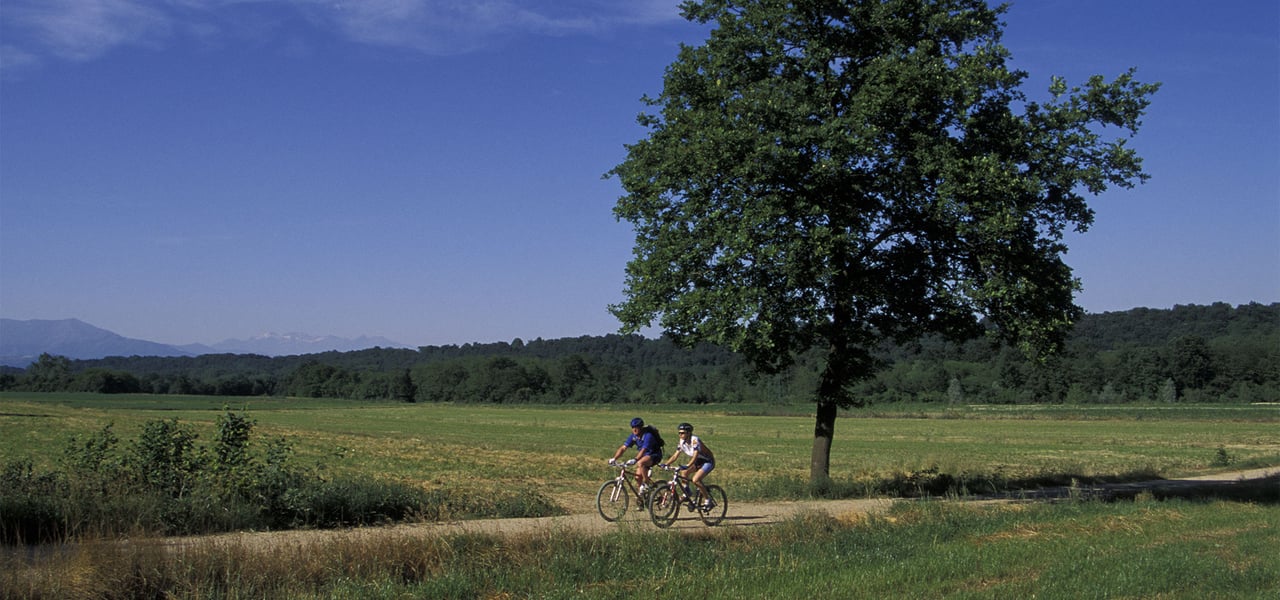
[{"x1": 630, "y1": 417, "x2": 644, "y2": 428}]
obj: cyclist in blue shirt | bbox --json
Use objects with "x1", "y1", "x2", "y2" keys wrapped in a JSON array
[{"x1": 609, "y1": 417, "x2": 662, "y2": 493}]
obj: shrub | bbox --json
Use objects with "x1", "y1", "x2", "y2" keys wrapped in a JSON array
[
  {"x1": 0, "y1": 459, "x2": 66, "y2": 544},
  {"x1": 281, "y1": 476, "x2": 429, "y2": 528},
  {"x1": 127, "y1": 418, "x2": 204, "y2": 498},
  {"x1": 1, "y1": 411, "x2": 566, "y2": 543}
]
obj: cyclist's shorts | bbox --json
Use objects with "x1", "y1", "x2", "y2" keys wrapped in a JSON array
[{"x1": 694, "y1": 459, "x2": 715, "y2": 474}]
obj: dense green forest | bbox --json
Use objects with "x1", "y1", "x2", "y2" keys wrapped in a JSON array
[{"x1": 1, "y1": 303, "x2": 1275, "y2": 405}]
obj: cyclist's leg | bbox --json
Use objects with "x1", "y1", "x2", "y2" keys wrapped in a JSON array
[
  {"x1": 635, "y1": 454, "x2": 656, "y2": 486},
  {"x1": 692, "y1": 461, "x2": 714, "y2": 503}
]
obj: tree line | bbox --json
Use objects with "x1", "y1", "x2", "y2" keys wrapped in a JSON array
[{"x1": 1, "y1": 303, "x2": 1275, "y2": 405}]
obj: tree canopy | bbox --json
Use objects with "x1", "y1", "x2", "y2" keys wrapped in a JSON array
[{"x1": 608, "y1": 0, "x2": 1159, "y2": 483}]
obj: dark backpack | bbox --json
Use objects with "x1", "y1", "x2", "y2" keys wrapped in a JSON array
[{"x1": 642, "y1": 425, "x2": 665, "y2": 455}]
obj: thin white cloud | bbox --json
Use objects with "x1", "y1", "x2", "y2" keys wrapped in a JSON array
[
  {"x1": 0, "y1": 0, "x2": 686, "y2": 69},
  {"x1": 322, "y1": 0, "x2": 686, "y2": 54},
  {"x1": 4, "y1": 0, "x2": 171, "y2": 61},
  {"x1": 0, "y1": 44, "x2": 42, "y2": 73}
]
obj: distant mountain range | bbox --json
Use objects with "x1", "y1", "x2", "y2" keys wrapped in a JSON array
[{"x1": 0, "y1": 318, "x2": 413, "y2": 367}]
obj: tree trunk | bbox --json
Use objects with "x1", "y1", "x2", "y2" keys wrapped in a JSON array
[
  {"x1": 810, "y1": 399, "x2": 837, "y2": 483},
  {"x1": 811, "y1": 265, "x2": 857, "y2": 485}
]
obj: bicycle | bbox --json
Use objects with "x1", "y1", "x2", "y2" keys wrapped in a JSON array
[
  {"x1": 647, "y1": 463, "x2": 728, "y2": 528},
  {"x1": 596, "y1": 459, "x2": 656, "y2": 522}
]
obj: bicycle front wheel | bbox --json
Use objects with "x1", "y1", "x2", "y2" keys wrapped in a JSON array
[
  {"x1": 648, "y1": 485, "x2": 680, "y2": 529},
  {"x1": 596, "y1": 480, "x2": 628, "y2": 522},
  {"x1": 697, "y1": 485, "x2": 727, "y2": 526}
]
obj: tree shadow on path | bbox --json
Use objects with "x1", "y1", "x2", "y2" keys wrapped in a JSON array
[{"x1": 977, "y1": 468, "x2": 1280, "y2": 505}]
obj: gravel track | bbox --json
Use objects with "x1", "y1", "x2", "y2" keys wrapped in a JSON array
[{"x1": 162, "y1": 467, "x2": 1278, "y2": 552}]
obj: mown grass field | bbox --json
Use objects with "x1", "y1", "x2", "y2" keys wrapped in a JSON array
[
  {"x1": 3, "y1": 393, "x2": 1278, "y2": 598},
  {"x1": 3, "y1": 393, "x2": 1278, "y2": 507},
  {"x1": 7, "y1": 498, "x2": 1278, "y2": 599}
]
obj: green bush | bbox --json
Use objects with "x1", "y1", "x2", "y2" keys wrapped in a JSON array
[
  {"x1": 1, "y1": 411, "x2": 566, "y2": 543},
  {"x1": 0, "y1": 459, "x2": 66, "y2": 544},
  {"x1": 282, "y1": 475, "x2": 429, "y2": 528}
]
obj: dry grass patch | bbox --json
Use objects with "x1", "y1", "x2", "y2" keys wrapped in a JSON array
[{"x1": 974, "y1": 522, "x2": 1061, "y2": 544}]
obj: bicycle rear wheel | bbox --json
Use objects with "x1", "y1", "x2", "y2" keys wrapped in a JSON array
[
  {"x1": 596, "y1": 480, "x2": 628, "y2": 522},
  {"x1": 696, "y1": 485, "x2": 727, "y2": 526},
  {"x1": 648, "y1": 485, "x2": 680, "y2": 528}
]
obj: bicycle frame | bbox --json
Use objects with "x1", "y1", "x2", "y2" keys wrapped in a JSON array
[
  {"x1": 595, "y1": 463, "x2": 653, "y2": 522},
  {"x1": 658, "y1": 465, "x2": 697, "y2": 505},
  {"x1": 648, "y1": 463, "x2": 727, "y2": 528}
]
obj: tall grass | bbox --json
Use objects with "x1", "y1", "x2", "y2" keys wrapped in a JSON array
[{"x1": 4, "y1": 496, "x2": 1276, "y2": 598}]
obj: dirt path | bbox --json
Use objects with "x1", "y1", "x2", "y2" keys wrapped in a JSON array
[
  {"x1": 167, "y1": 497, "x2": 900, "y2": 554},
  {"x1": 169, "y1": 466, "x2": 1278, "y2": 551}
]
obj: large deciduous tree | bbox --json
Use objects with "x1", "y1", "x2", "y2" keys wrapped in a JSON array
[{"x1": 607, "y1": 0, "x2": 1159, "y2": 484}]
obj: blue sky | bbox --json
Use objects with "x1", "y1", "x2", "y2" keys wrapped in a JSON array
[{"x1": 1, "y1": 1, "x2": 1277, "y2": 348}]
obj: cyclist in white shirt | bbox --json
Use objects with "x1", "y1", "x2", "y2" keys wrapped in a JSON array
[{"x1": 660, "y1": 422, "x2": 716, "y2": 508}]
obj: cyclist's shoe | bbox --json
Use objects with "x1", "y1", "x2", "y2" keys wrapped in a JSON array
[{"x1": 699, "y1": 499, "x2": 716, "y2": 512}]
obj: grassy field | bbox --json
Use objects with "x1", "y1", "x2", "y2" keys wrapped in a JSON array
[
  {"x1": 3, "y1": 393, "x2": 1278, "y2": 506},
  {"x1": 3, "y1": 499, "x2": 1276, "y2": 598},
  {"x1": 2, "y1": 393, "x2": 1278, "y2": 598}
]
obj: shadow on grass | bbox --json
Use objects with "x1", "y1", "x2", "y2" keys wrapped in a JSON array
[{"x1": 993, "y1": 474, "x2": 1280, "y2": 505}]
